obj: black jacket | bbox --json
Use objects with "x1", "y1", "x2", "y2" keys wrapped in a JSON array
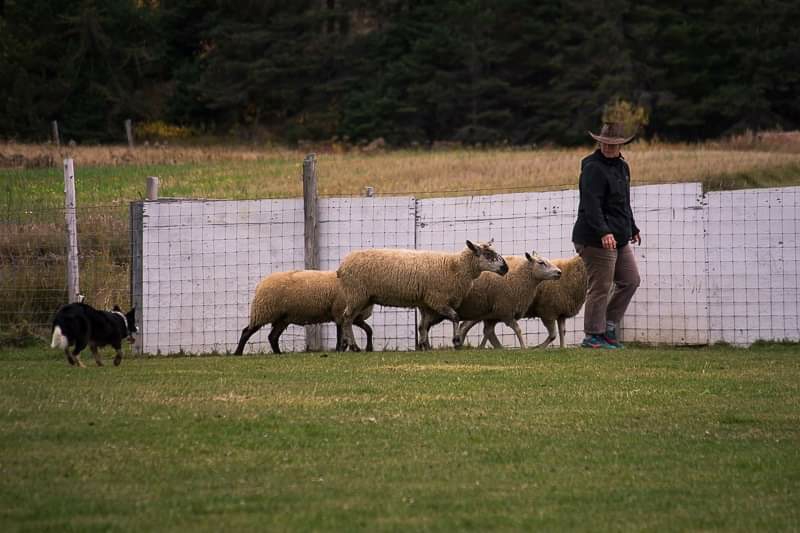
[{"x1": 572, "y1": 149, "x2": 639, "y2": 248}]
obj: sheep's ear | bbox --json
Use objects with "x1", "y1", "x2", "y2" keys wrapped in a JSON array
[
  {"x1": 466, "y1": 240, "x2": 479, "y2": 255},
  {"x1": 525, "y1": 252, "x2": 533, "y2": 262}
]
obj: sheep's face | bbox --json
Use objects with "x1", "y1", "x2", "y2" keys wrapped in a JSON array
[
  {"x1": 467, "y1": 240, "x2": 509, "y2": 275},
  {"x1": 525, "y1": 251, "x2": 562, "y2": 281}
]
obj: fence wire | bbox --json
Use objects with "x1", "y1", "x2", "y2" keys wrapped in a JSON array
[
  {"x1": 2, "y1": 179, "x2": 798, "y2": 351},
  {"x1": 130, "y1": 184, "x2": 798, "y2": 353}
]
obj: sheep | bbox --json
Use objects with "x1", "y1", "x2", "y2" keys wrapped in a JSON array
[
  {"x1": 478, "y1": 254, "x2": 587, "y2": 349},
  {"x1": 422, "y1": 251, "x2": 562, "y2": 349},
  {"x1": 336, "y1": 240, "x2": 509, "y2": 351},
  {"x1": 234, "y1": 270, "x2": 374, "y2": 355}
]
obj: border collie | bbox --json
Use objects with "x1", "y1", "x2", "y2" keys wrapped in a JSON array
[{"x1": 50, "y1": 302, "x2": 137, "y2": 367}]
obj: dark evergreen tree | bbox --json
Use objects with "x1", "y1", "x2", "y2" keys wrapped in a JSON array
[
  {"x1": 0, "y1": 0, "x2": 798, "y2": 144},
  {"x1": 0, "y1": 0, "x2": 164, "y2": 141}
]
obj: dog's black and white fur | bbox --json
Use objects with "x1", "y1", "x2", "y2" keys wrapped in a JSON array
[{"x1": 51, "y1": 302, "x2": 137, "y2": 367}]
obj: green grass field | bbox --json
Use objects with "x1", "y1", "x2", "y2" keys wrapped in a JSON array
[{"x1": 1, "y1": 343, "x2": 798, "y2": 532}]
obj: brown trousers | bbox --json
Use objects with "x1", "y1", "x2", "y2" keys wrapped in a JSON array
[{"x1": 575, "y1": 243, "x2": 641, "y2": 335}]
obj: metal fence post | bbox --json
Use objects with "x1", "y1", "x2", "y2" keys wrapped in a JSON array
[{"x1": 303, "y1": 153, "x2": 322, "y2": 351}]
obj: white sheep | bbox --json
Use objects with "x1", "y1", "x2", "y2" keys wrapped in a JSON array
[
  {"x1": 423, "y1": 251, "x2": 562, "y2": 349},
  {"x1": 336, "y1": 240, "x2": 509, "y2": 351},
  {"x1": 478, "y1": 254, "x2": 587, "y2": 349},
  {"x1": 234, "y1": 270, "x2": 374, "y2": 355}
]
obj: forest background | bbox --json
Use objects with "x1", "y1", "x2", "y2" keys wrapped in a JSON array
[{"x1": 1, "y1": 0, "x2": 799, "y2": 147}]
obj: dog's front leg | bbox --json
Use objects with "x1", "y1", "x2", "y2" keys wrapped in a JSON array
[
  {"x1": 90, "y1": 345, "x2": 103, "y2": 367},
  {"x1": 113, "y1": 349, "x2": 123, "y2": 366},
  {"x1": 64, "y1": 349, "x2": 77, "y2": 366}
]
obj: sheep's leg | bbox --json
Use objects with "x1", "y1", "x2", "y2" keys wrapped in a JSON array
[
  {"x1": 334, "y1": 322, "x2": 362, "y2": 352},
  {"x1": 421, "y1": 297, "x2": 460, "y2": 348},
  {"x1": 535, "y1": 318, "x2": 557, "y2": 349},
  {"x1": 268, "y1": 320, "x2": 289, "y2": 354},
  {"x1": 442, "y1": 308, "x2": 463, "y2": 349},
  {"x1": 342, "y1": 326, "x2": 361, "y2": 352},
  {"x1": 419, "y1": 312, "x2": 447, "y2": 350},
  {"x1": 354, "y1": 318, "x2": 373, "y2": 352},
  {"x1": 478, "y1": 320, "x2": 499, "y2": 348},
  {"x1": 484, "y1": 322, "x2": 505, "y2": 349},
  {"x1": 234, "y1": 323, "x2": 262, "y2": 355},
  {"x1": 457, "y1": 320, "x2": 481, "y2": 346},
  {"x1": 417, "y1": 308, "x2": 437, "y2": 350},
  {"x1": 557, "y1": 317, "x2": 567, "y2": 348},
  {"x1": 336, "y1": 323, "x2": 363, "y2": 352},
  {"x1": 340, "y1": 314, "x2": 360, "y2": 352},
  {"x1": 505, "y1": 319, "x2": 527, "y2": 349},
  {"x1": 340, "y1": 304, "x2": 361, "y2": 352},
  {"x1": 343, "y1": 324, "x2": 360, "y2": 352}
]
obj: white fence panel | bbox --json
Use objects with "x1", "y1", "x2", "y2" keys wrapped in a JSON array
[
  {"x1": 624, "y1": 183, "x2": 709, "y2": 345},
  {"x1": 706, "y1": 186, "x2": 800, "y2": 344},
  {"x1": 140, "y1": 199, "x2": 304, "y2": 354},
  {"x1": 138, "y1": 197, "x2": 417, "y2": 354},
  {"x1": 134, "y1": 183, "x2": 800, "y2": 354}
]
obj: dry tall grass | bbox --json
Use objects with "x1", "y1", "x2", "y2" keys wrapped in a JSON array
[
  {"x1": 2, "y1": 132, "x2": 799, "y2": 199},
  {"x1": 314, "y1": 144, "x2": 800, "y2": 197},
  {"x1": 0, "y1": 141, "x2": 298, "y2": 167}
]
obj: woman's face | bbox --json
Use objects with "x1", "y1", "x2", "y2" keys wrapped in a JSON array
[{"x1": 600, "y1": 142, "x2": 621, "y2": 158}]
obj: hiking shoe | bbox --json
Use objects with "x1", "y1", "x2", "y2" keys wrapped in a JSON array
[
  {"x1": 605, "y1": 322, "x2": 624, "y2": 348},
  {"x1": 581, "y1": 334, "x2": 618, "y2": 349}
]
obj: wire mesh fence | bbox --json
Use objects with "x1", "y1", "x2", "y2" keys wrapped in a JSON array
[
  {"x1": 2, "y1": 166, "x2": 798, "y2": 352},
  {"x1": 129, "y1": 183, "x2": 799, "y2": 354},
  {"x1": 0, "y1": 202, "x2": 132, "y2": 343}
]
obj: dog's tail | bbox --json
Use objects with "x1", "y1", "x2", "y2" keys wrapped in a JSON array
[{"x1": 51, "y1": 325, "x2": 69, "y2": 350}]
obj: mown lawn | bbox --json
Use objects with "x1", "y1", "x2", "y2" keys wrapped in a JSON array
[{"x1": 1, "y1": 343, "x2": 798, "y2": 532}]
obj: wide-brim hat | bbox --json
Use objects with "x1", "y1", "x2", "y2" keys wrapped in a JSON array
[{"x1": 588, "y1": 122, "x2": 635, "y2": 145}]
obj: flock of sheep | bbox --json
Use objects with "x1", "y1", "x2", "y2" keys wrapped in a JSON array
[{"x1": 234, "y1": 240, "x2": 587, "y2": 355}]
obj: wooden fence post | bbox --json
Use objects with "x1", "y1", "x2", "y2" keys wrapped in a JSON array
[
  {"x1": 125, "y1": 119, "x2": 134, "y2": 150},
  {"x1": 51, "y1": 120, "x2": 60, "y2": 148},
  {"x1": 303, "y1": 153, "x2": 322, "y2": 351},
  {"x1": 146, "y1": 176, "x2": 160, "y2": 200},
  {"x1": 63, "y1": 158, "x2": 80, "y2": 303}
]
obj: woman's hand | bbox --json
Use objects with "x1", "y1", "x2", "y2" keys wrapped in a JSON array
[
  {"x1": 601, "y1": 233, "x2": 617, "y2": 249},
  {"x1": 630, "y1": 232, "x2": 641, "y2": 245}
]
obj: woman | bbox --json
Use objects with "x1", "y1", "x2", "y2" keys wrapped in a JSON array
[{"x1": 572, "y1": 122, "x2": 642, "y2": 349}]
